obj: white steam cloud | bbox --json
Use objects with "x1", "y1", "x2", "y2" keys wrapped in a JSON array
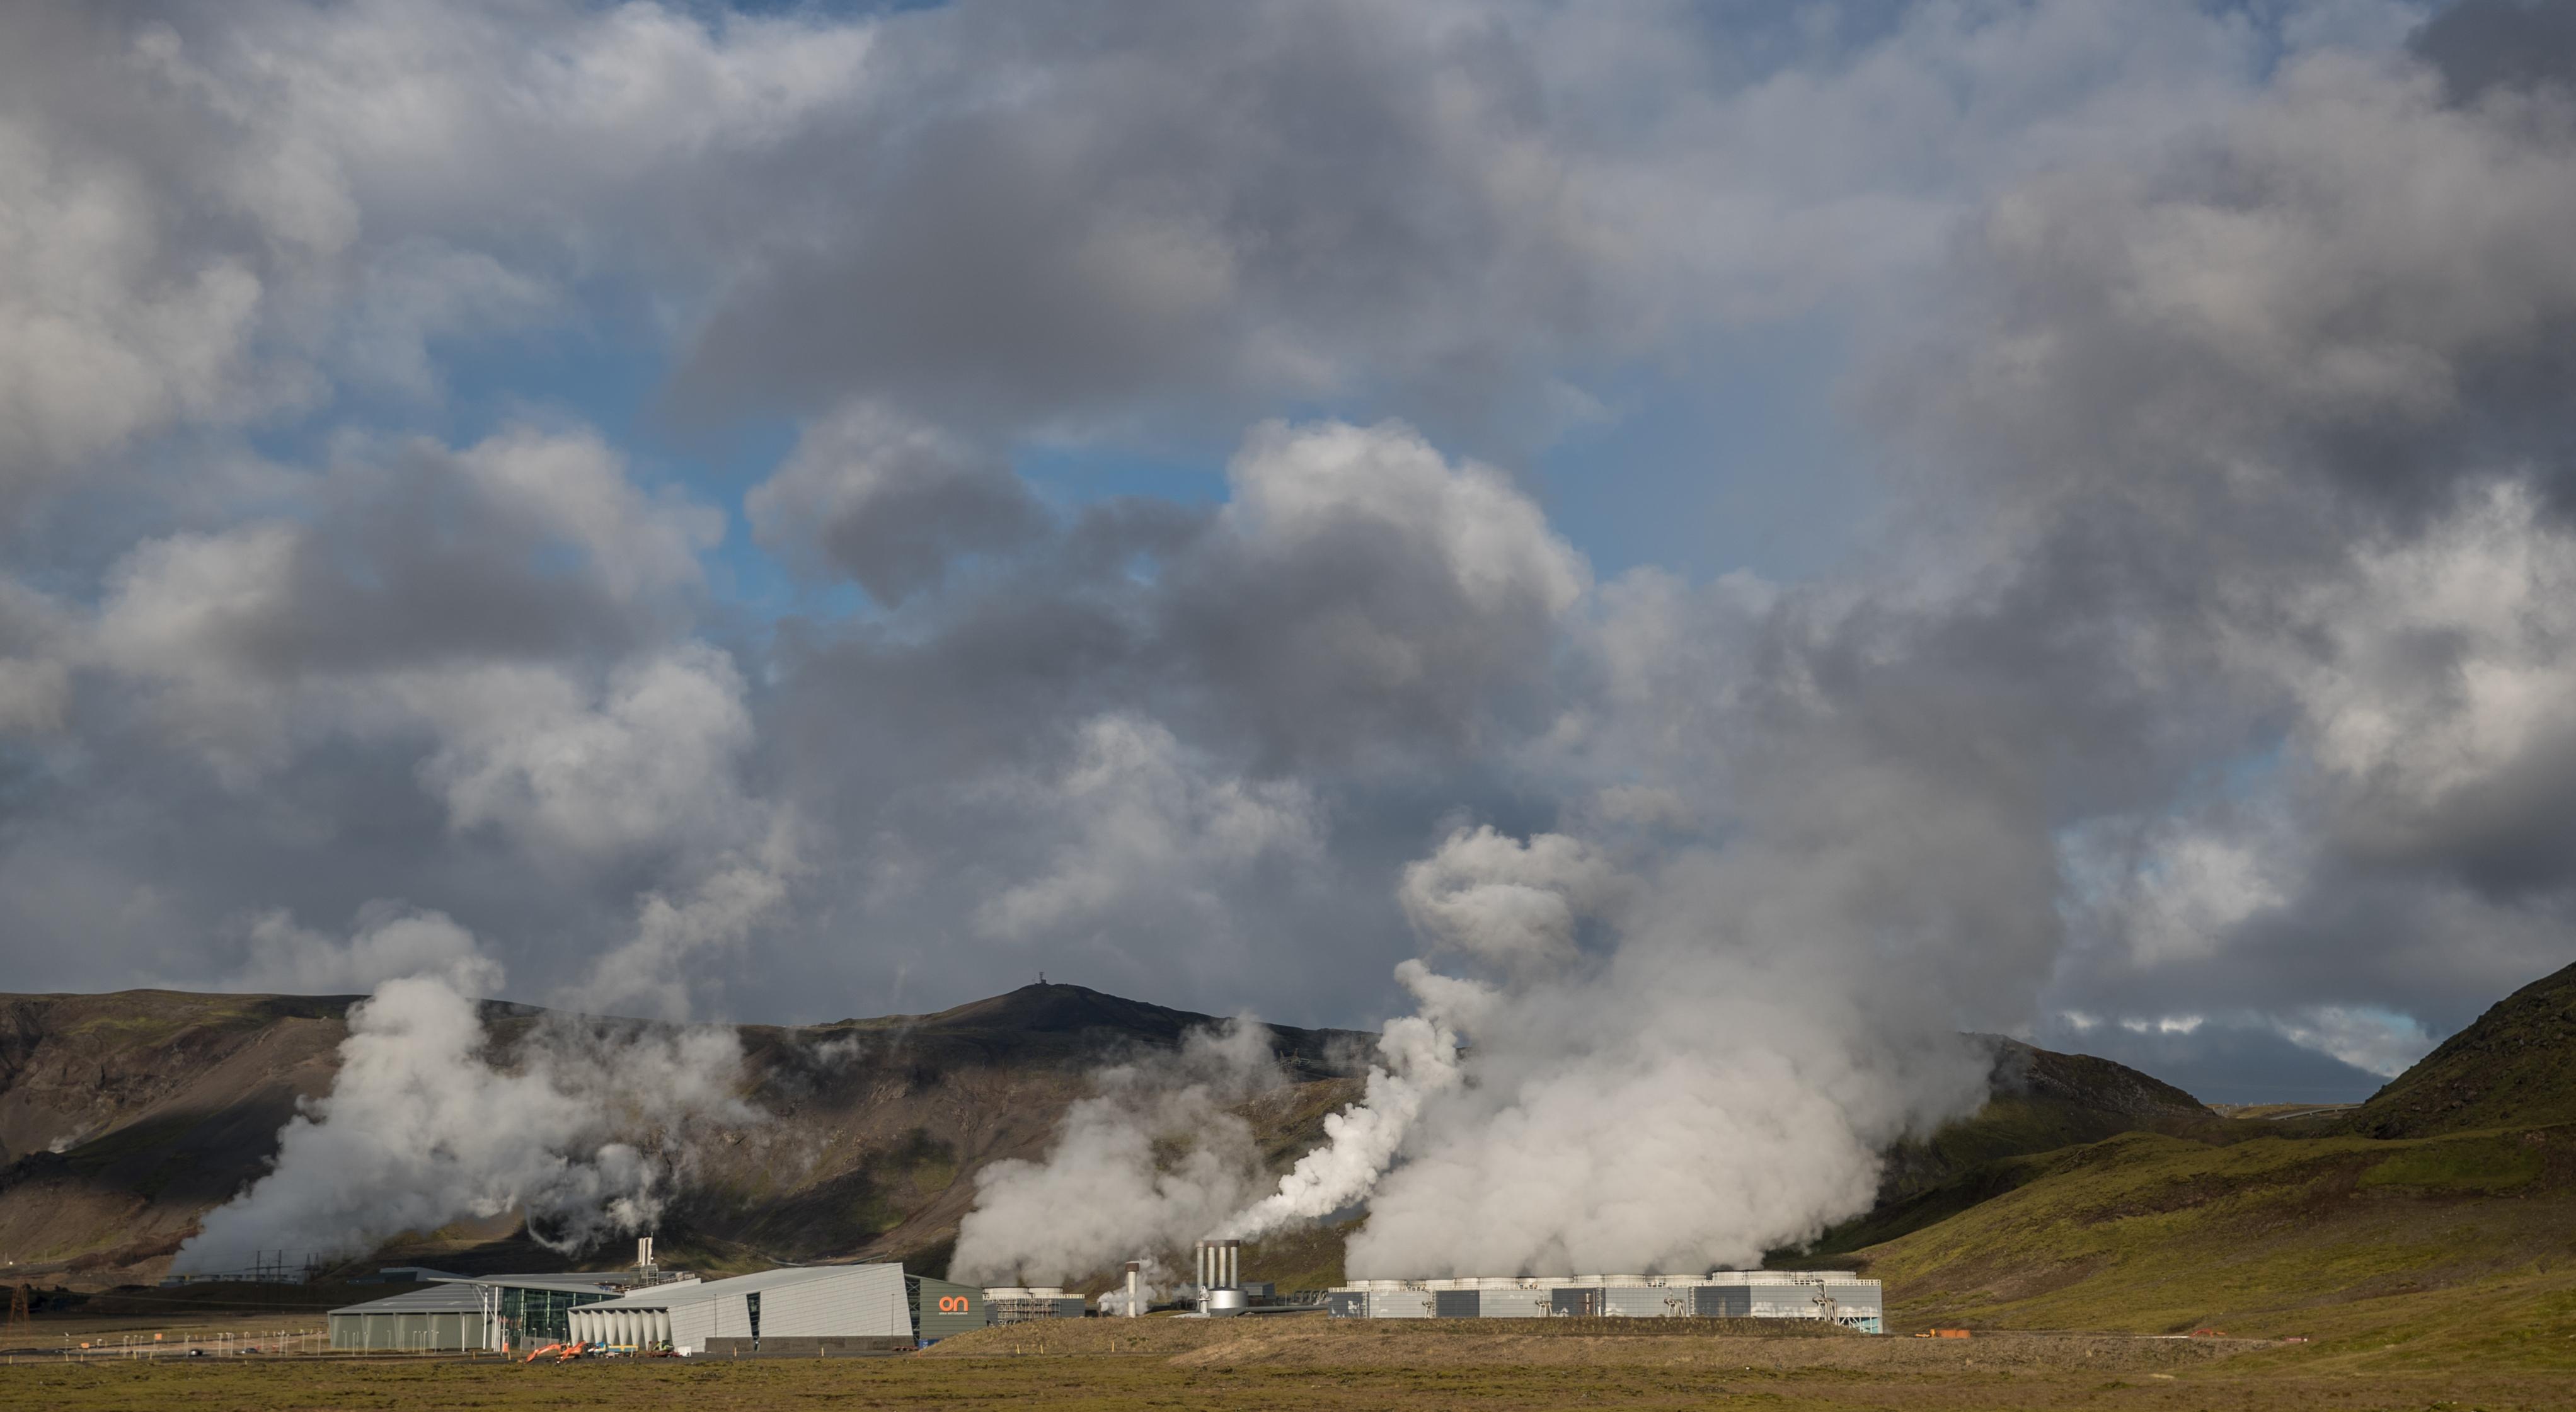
[
  {"x1": 1210, "y1": 822, "x2": 1993, "y2": 1275},
  {"x1": 1217, "y1": 1008, "x2": 1461, "y2": 1239},
  {"x1": 958, "y1": 810, "x2": 1998, "y2": 1285},
  {"x1": 175, "y1": 908, "x2": 757, "y2": 1275},
  {"x1": 949, "y1": 1018, "x2": 1285, "y2": 1292}
]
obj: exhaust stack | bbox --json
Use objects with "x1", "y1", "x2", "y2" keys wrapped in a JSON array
[{"x1": 1194, "y1": 1238, "x2": 1246, "y2": 1316}]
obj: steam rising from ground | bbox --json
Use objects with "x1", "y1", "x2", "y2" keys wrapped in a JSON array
[
  {"x1": 949, "y1": 1018, "x2": 1284, "y2": 1293},
  {"x1": 1214, "y1": 825, "x2": 1993, "y2": 1276},
  {"x1": 175, "y1": 912, "x2": 757, "y2": 1275}
]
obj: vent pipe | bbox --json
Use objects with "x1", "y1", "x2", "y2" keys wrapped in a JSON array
[{"x1": 1124, "y1": 1261, "x2": 1141, "y2": 1318}]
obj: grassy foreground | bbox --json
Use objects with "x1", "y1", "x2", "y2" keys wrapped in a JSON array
[{"x1": 5, "y1": 1319, "x2": 2572, "y2": 1411}]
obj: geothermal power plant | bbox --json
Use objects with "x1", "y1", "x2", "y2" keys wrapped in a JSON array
[{"x1": 325, "y1": 1236, "x2": 1883, "y2": 1354}]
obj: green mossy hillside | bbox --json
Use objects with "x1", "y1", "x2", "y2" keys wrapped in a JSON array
[
  {"x1": 2348, "y1": 960, "x2": 2576, "y2": 1138},
  {"x1": 1857, "y1": 1123, "x2": 2576, "y2": 1368}
]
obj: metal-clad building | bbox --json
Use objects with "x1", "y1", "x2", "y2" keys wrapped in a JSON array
[
  {"x1": 982, "y1": 1285, "x2": 1088, "y2": 1324},
  {"x1": 911, "y1": 1276, "x2": 991, "y2": 1341},
  {"x1": 1364, "y1": 1285, "x2": 1435, "y2": 1319},
  {"x1": 328, "y1": 1283, "x2": 487, "y2": 1352},
  {"x1": 328, "y1": 1273, "x2": 626, "y2": 1352},
  {"x1": 1329, "y1": 1271, "x2": 1883, "y2": 1334},
  {"x1": 568, "y1": 1265, "x2": 914, "y2": 1355}
]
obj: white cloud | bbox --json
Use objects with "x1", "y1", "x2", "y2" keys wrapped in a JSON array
[
  {"x1": 2274, "y1": 1005, "x2": 2436, "y2": 1077},
  {"x1": 974, "y1": 714, "x2": 1322, "y2": 943},
  {"x1": 456, "y1": 425, "x2": 722, "y2": 603},
  {"x1": 415, "y1": 643, "x2": 757, "y2": 862}
]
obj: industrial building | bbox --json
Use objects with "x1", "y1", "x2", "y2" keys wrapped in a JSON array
[
  {"x1": 321, "y1": 1222, "x2": 1030, "y2": 1357},
  {"x1": 566, "y1": 1264, "x2": 917, "y2": 1356},
  {"x1": 982, "y1": 1285, "x2": 1088, "y2": 1323},
  {"x1": 1326, "y1": 1271, "x2": 1883, "y2": 1333},
  {"x1": 327, "y1": 1273, "x2": 630, "y2": 1352}
]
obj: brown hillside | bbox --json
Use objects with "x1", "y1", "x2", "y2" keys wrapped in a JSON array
[
  {"x1": 0, "y1": 982, "x2": 1367, "y2": 1287},
  {"x1": 0, "y1": 991, "x2": 355, "y2": 1277}
]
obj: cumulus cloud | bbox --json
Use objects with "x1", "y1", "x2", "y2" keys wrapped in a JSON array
[
  {"x1": 415, "y1": 644, "x2": 759, "y2": 862},
  {"x1": 972, "y1": 713, "x2": 1322, "y2": 944},
  {"x1": 747, "y1": 403, "x2": 1043, "y2": 604}
]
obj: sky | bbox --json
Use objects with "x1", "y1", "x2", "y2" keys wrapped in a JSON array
[{"x1": 5, "y1": 0, "x2": 2576, "y2": 1105}]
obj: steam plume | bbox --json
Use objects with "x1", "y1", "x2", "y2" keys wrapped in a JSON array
[
  {"x1": 1217, "y1": 820, "x2": 1996, "y2": 1275},
  {"x1": 175, "y1": 916, "x2": 754, "y2": 1275},
  {"x1": 949, "y1": 1017, "x2": 1284, "y2": 1290}
]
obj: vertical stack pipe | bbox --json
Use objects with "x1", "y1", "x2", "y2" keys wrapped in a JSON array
[{"x1": 1124, "y1": 1261, "x2": 1141, "y2": 1318}]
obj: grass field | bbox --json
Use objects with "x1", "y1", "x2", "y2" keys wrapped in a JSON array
[{"x1": 4, "y1": 1318, "x2": 2571, "y2": 1412}]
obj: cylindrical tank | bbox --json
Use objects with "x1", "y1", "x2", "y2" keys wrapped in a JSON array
[{"x1": 1203, "y1": 1287, "x2": 1249, "y2": 1316}]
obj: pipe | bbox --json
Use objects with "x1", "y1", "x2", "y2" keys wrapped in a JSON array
[{"x1": 1125, "y1": 1261, "x2": 1141, "y2": 1318}]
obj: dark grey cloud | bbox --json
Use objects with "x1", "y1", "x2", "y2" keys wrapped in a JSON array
[
  {"x1": 673, "y1": 1, "x2": 1610, "y2": 445},
  {"x1": 747, "y1": 405, "x2": 1047, "y2": 604},
  {"x1": 2413, "y1": 0, "x2": 2576, "y2": 102}
]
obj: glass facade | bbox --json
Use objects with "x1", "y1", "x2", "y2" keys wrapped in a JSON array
[{"x1": 500, "y1": 1285, "x2": 616, "y2": 1344}]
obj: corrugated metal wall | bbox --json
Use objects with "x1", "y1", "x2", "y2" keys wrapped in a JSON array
[
  {"x1": 710, "y1": 1293, "x2": 753, "y2": 1338},
  {"x1": 1693, "y1": 1285, "x2": 1752, "y2": 1317},
  {"x1": 1477, "y1": 1288, "x2": 1549, "y2": 1318},
  {"x1": 328, "y1": 1311, "x2": 480, "y2": 1350},
  {"x1": 1599, "y1": 1287, "x2": 1693, "y2": 1318},
  {"x1": 762, "y1": 1266, "x2": 911, "y2": 1338},
  {"x1": 1433, "y1": 1289, "x2": 1480, "y2": 1318},
  {"x1": 669, "y1": 1299, "x2": 718, "y2": 1354},
  {"x1": 1371, "y1": 1289, "x2": 1435, "y2": 1318}
]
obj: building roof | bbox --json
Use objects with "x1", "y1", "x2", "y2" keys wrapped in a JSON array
[
  {"x1": 331, "y1": 1272, "x2": 634, "y2": 1317},
  {"x1": 429, "y1": 1273, "x2": 631, "y2": 1295},
  {"x1": 331, "y1": 1283, "x2": 488, "y2": 1316},
  {"x1": 578, "y1": 1264, "x2": 894, "y2": 1312}
]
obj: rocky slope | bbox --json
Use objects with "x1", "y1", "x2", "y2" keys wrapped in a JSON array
[{"x1": 2346, "y1": 960, "x2": 2576, "y2": 1139}]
